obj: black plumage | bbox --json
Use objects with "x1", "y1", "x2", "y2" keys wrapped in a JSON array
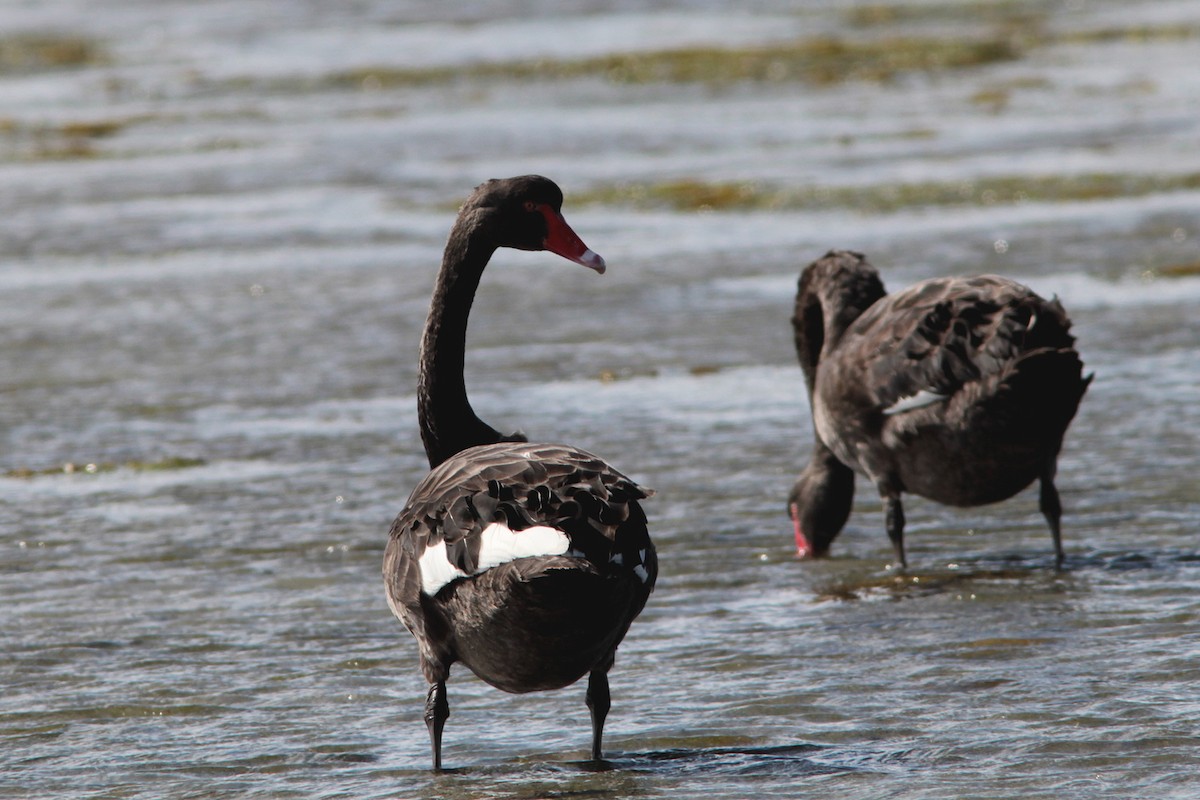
[{"x1": 788, "y1": 250, "x2": 1092, "y2": 567}]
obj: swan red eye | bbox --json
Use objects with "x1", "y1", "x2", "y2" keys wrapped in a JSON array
[{"x1": 523, "y1": 201, "x2": 537, "y2": 212}]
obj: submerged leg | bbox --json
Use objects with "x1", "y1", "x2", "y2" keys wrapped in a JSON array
[
  {"x1": 424, "y1": 681, "x2": 449, "y2": 771},
  {"x1": 1039, "y1": 465, "x2": 1065, "y2": 569},
  {"x1": 586, "y1": 668, "x2": 611, "y2": 761},
  {"x1": 884, "y1": 494, "x2": 907, "y2": 568}
]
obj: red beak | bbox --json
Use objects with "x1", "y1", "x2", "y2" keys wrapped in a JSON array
[
  {"x1": 539, "y1": 205, "x2": 606, "y2": 273},
  {"x1": 792, "y1": 503, "x2": 814, "y2": 558}
]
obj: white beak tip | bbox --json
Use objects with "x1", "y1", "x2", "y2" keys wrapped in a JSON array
[{"x1": 579, "y1": 249, "x2": 606, "y2": 274}]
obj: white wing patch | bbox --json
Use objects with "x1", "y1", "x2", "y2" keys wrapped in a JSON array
[
  {"x1": 883, "y1": 389, "x2": 947, "y2": 416},
  {"x1": 418, "y1": 540, "x2": 468, "y2": 596},
  {"x1": 634, "y1": 548, "x2": 650, "y2": 583},
  {"x1": 476, "y1": 522, "x2": 571, "y2": 572},
  {"x1": 418, "y1": 522, "x2": 572, "y2": 596}
]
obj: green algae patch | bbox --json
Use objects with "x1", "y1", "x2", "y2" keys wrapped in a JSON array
[
  {"x1": 595, "y1": 366, "x2": 660, "y2": 383},
  {"x1": 845, "y1": 0, "x2": 1044, "y2": 29},
  {"x1": 321, "y1": 33, "x2": 1020, "y2": 92},
  {"x1": 1156, "y1": 260, "x2": 1200, "y2": 278},
  {"x1": 324, "y1": 18, "x2": 1197, "y2": 92},
  {"x1": 576, "y1": 172, "x2": 1200, "y2": 214},
  {"x1": 1059, "y1": 22, "x2": 1200, "y2": 45},
  {"x1": 813, "y1": 566, "x2": 1033, "y2": 601},
  {"x1": 221, "y1": 15, "x2": 1200, "y2": 97},
  {"x1": 59, "y1": 120, "x2": 124, "y2": 139},
  {"x1": 5, "y1": 457, "x2": 207, "y2": 479},
  {"x1": 846, "y1": 2, "x2": 1200, "y2": 46},
  {"x1": 0, "y1": 116, "x2": 135, "y2": 162},
  {"x1": 132, "y1": 456, "x2": 208, "y2": 472},
  {"x1": 968, "y1": 76, "x2": 1054, "y2": 112},
  {"x1": 0, "y1": 34, "x2": 107, "y2": 73},
  {"x1": 588, "y1": 179, "x2": 773, "y2": 211},
  {"x1": 562, "y1": 35, "x2": 1020, "y2": 85}
]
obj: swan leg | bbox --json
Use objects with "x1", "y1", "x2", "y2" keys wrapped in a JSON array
[
  {"x1": 1039, "y1": 467, "x2": 1065, "y2": 569},
  {"x1": 884, "y1": 494, "x2": 907, "y2": 568},
  {"x1": 424, "y1": 680, "x2": 450, "y2": 771},
  {"x1": 586, "y1": 668, "x2": 611, "y2": 761}
]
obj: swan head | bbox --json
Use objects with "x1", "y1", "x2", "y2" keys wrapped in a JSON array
[
  {"x1": 787, "y1": 451, "x2": 854, "y2": 559},
  {"x1": 469, "y1": 175, "x2": 606, "y2": 273}
]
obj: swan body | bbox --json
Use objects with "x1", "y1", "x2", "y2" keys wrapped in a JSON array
[
  {"x1": 384, "y1": 442, "x2": 654, "y2": 694},
  {"x1": 789, "y1": 250, "x2": 1091, "y2": 566}
]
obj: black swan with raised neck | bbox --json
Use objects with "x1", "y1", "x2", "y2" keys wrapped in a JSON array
[
  {"x1": 383, "y1": 176, "x2": 656, "y2": 770},
  {"x1": 788, "y1": 250, "x2": 1091, "y2": 567}
]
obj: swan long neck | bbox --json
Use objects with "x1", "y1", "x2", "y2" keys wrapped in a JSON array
[
  {"x1": 792, "y1": 251, "x2": 886, "y2": 399},
  {"x1": 418, "y1": 215, "x2": 503, "y2": 468}
]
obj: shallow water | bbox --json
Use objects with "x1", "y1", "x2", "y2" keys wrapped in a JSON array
[{"x1": 2, "y1": 1, "x2": 1199, "y2": 798}]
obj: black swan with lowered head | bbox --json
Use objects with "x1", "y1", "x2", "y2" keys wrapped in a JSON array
[
  {"x1": 788, "y1": 250, "x2": 1091, "y2": 567},
  {"x1": 383, "y1": 176, "x2": 657, "y2": 770}
]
